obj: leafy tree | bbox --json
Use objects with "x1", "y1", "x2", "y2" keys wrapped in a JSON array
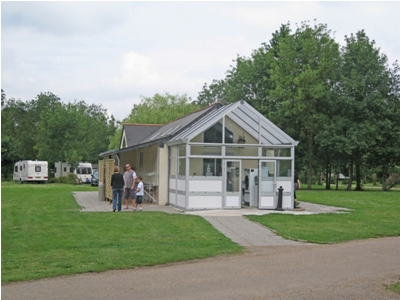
[
  {"x1": 267, "y1": 21, "x2": 341, "y2": 189},
  {"x1": 364, "y1": 61, "x2": 400, "y2": 190},
  {"x1": 35, "y1": 101, "x2": 117, "y2": 166},
  {"x1": 320, "y1": 30, "x2": 392, "y2": 190},
  {"x1": 109, "y1": 93, "x2": 201, "y2": 149},
  {"x1": 1, "y1": 96, "x2": 30, "y2": 176}
]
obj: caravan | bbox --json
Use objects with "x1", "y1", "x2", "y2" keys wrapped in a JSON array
[
  {"x1": 13, "y1": 160, "x2": 48, "y2": 183},
  {"x1": 55, "y1": 162, "x2": 93, "y2": 183}
]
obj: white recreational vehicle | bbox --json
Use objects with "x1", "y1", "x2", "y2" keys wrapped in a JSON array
[
  {"x1": 13, "y1": 160, "x2": 48, "y2": 183},
  {"x1": 74, "y1": 162, "x2": 93, "y2": 183},
  {"x1": 54, "y1": 162, "x2": 93, "y2": 183}
]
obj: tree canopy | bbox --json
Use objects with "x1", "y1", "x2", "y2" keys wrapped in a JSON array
[
  {"x1": 197, "y1": 21, "x2": 400, "y2": 190},
  {"x1": 1, "y1": 92, "x2": 118, "y2": 175}
]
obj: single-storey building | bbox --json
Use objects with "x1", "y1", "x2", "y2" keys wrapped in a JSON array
[{"x1": 99, "y1": 100, "x2": 299, "y2": 210}]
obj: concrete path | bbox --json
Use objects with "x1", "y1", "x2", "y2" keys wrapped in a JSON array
[
  {"x1": 73, "y1": 191, "x2": 182, "y2": 214},
  {"x1": 3, "y1": 237, "x2": 399, "y2": 300},
  {"x1": 202, "y1": 216, "x2": 302, "y2": 246}
]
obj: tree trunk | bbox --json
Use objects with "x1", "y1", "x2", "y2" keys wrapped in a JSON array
[
  {"x1": 355, "y1": 159, "x2": 362, "y2": 191},
  {"x1": 347, "y1": 160, "x2": 353, "y2": 191},
  {"x1": 372, "y1": 173, "x2": 377, "y2": 186},
  {"x1": 325, "y1": 164, "x2": 331, "y2": 190},
  {"x1": 336, "y1": 173, "x2": 339, "y2": 190},
  {"x1": 307, "y1": 132, "x2": 313, "y2": 190},
  {"x1": 382, "y1": 166, "x2": 388, "y2": 191},
  {"x1": 307, "y1": 159, "x2": 313, "y2": 189}
]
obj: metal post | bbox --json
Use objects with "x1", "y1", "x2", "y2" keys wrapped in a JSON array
[{"x1": 276, "y1": 186, "x2": 284, "y2": 211}]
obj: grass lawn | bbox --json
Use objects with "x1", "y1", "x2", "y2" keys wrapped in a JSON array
[
  {"x1": 1, "y1": 182, "x2": 243, "y2": 282},
  {"x1": 247, "y1": 188, "x2": 400, "y2": 244}
]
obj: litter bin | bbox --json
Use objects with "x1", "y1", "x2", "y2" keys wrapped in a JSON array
[{"x1": 98, "y1": 182, "x2": 105, "y2": 201}]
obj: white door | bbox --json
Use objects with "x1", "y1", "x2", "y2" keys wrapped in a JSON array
[
  {"x1": 224, "y1": 160, "x2": 241, "y2": 208},
  {"x1": 258, "y1": 160, "x2": 277, "y2": 209}
]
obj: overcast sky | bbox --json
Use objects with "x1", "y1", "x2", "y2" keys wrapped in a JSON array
[{"x1": 2, "y1": 1, "x2": 399, "y2": 121}]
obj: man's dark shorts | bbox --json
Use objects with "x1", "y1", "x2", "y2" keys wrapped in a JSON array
[
  {"x1": 136, "y1": 195, "x2": 143, "y2": 204},
  {"x1": 124, "y1": 188, "x2": 136, "y2": 199}
]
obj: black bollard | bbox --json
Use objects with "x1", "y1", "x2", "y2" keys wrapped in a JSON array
[{"x1": 276, "y1": 186, "x2": 284, "y2": 211}]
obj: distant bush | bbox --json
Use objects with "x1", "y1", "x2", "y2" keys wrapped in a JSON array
[{"x1": 48, "y1": 174, "x2": 80, "y2": 185}]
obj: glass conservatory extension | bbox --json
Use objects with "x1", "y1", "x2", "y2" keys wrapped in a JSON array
[{"x1": 167, "y1": 108, "x2": 297, "y2": 210}]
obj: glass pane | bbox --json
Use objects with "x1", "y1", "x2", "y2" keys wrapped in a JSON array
[
  {"x1": 179, "y1": 145, "x2": 186, "y2": 157},
  {"x1": 190, "y1": 146, "x2": 221, "y2": 156},
  {"x1": 225, "y1": 116, "x2": 258, "y2": 144},
  {"x1": 262, "y1": 148, "x2": 291, "y2": 157},
  {"x1": 260, "y1": 161, "x2": 275, "y2": 193},
  {"x1": 178, "y1": 158, "x2": 186, "y2": 176},
  {"x1": 204, "y1": 120, "x2": 223, "y2": 143},
  {"x1": 170, "y1": 157, "x2": 176, "y2": 176},
  {"x1": 278, "y1": 160, "x2": 292, "y2": 177},
  {"x1": 226, "y1": 146, "x2": 258, "y2": 156},
  {"x1": 226, "y1": 161, "x2": 240, "y2": 192}
]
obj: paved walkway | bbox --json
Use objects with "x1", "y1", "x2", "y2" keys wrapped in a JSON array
[
  {"x1": 3, "y1": 237, "x2": 400, "y2": 300},
  {"x1": 73, "y1": 191, "x2": 349, "y2": 247}
]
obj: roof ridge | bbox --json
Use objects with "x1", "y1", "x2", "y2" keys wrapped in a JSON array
[{"x1": 123, "y1": 123, "x2": 163, "y2": 126}]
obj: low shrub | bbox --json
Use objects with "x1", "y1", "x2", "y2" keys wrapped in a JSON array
[{"x1": 48, "y1": 174, "x2": 80, "y2": 185}]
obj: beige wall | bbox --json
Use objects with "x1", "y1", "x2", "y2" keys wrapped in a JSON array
[
  {"x1": 118, "y1": 144, "x2": 169, "y2": 205},
  {"x1": 158, "y1": 146, "x2": 169, "y2": 205}
]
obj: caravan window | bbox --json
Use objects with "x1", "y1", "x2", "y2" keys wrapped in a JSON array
[
  {"x1": 15, "y1": 166, "x2": 18, "y2": 172},
  {"x1": 35, "y1": 166, "x2": 41, "y2": 172},
  {"x1": 20, "y1": 166, "x2": 23, "y2": 171},
  {"x1": 77, "y1": 167, "x2": 92, "y2": 175}
]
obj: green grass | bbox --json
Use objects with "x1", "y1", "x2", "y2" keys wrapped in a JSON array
[
  {"x1": 1, "y1": 182, "x2": 243, "y2": 282},
  {"x1": 247, "y1": 188, "x2": 400, "y2": 244},
  {"x1": 387, "y1": 282, "x2": 400, "y2": 295}
]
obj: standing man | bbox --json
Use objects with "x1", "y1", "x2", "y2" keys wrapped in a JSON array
[{"x1": 123, "y1": 164, "x2": 137, "y2": 209}]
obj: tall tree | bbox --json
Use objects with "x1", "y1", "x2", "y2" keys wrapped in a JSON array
[
  {"x1": 267, "y1": 21, "x2": 341, "y2": 189},
  {"x1": 364, "y1": 61, "x2": 400, "y2": 190},
  {"x1": 321, "y1": 30, "x2": 392, "y2": 190}
]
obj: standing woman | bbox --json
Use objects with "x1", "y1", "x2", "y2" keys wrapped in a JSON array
[{"x1": 111, "y1": 166, "x2": 124, "y2": 212}]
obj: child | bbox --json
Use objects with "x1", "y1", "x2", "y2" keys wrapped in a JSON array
[{"x1": 134, "y1": 176, "x2": 144, "y2": 211}]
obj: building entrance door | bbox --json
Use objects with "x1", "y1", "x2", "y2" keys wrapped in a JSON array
[
  {"x1": 224, "y1": 160, "x2": 241, "y2": 208},
  {"x1": 258, "y1": 160, "x2": 277, "y2": 209}
]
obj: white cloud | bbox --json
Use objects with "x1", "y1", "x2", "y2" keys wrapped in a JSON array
[
  {"x1": 121, "y1": 52, "x2": 160, "y2": 85},
  {"x1": 1, "y1": 1, "x2": 399, "y2": 122}
]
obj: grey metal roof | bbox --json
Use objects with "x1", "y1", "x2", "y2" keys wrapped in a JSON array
[
  {"x1": 170, "y1": 101, "x2": 298, "y2": 146},
  {"x1": 122, "y1": 124, "x2": 162, "y2": 147},
  {"x1": 118, "y1": 101, "x2": 297, "y2": 152},
  {"x1": 138, "y1": 103, "x2": 222, "y2": 144}
]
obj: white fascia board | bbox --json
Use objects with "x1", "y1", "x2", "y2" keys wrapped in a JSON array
[{"x1": 119, "y1": 129, "x2": 127, "y2": 149}]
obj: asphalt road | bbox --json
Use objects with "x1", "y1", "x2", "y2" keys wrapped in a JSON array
[{"x1": 2, "y1": 237, "x2": 399, "y2": 300}]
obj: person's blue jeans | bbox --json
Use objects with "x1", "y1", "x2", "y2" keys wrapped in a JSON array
[{"x1": 112, "y1": 188, "x2": 124, "y2": 211}]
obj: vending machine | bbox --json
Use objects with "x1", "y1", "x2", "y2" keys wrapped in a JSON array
[{"x1": 243, "y1": 168, "x2": 259, "y2": 207}]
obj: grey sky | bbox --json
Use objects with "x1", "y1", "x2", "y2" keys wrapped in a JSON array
[{"x1": 2, "y1": 1, "x2": 399, "y2": 121}]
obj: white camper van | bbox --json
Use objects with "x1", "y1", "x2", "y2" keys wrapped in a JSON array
[
  {"x1": 74, "y1": 162, "x2": 93, "y2": 183},
  {"x1": 13, "y1": 160, "x2": 48, "y2": 183}
]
